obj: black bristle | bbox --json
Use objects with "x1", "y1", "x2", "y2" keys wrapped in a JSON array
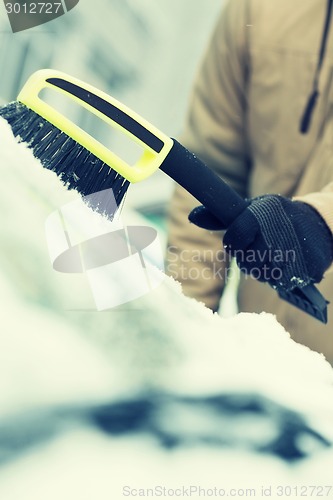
[{"x1": 0, "y1": 101, "x2": 130, "y2": 219}]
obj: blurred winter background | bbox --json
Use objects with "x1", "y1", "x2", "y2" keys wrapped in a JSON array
[{"x1": 1, "y1": 1, "x2": 333, "y2": 499}]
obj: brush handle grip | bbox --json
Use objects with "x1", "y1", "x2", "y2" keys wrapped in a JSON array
[
  {"x1": 161, "y1": 139, "x2": 328, "y2": 323},
  {"x1": 161, "y1": 139, "x2": 248, "y2": 226}
]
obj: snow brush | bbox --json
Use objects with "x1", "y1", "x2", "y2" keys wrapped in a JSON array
[{"x1": 0, "y1": 69, "x2": 328, "y2": 323}]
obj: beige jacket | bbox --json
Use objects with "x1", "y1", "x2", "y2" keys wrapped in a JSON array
[{"x1": 166, "y1": 0, "x2": 333, "y2": 361}]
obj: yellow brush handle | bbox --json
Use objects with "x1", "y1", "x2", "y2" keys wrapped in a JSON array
[{"x1": 18, "y1": 69, "x2": 173, "y2": 182}]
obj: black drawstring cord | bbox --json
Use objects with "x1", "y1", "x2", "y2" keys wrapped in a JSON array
[{"x1": 300, "y1": 0, "x2": 333, "y2": 134}]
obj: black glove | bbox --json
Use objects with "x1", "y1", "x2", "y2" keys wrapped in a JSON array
[{"x1": 189, "y1": 194, "x2": 333, "y2": 291}]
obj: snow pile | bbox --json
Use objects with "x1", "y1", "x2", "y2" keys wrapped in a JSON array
[{"x1": 1, "y1": 116, "x2": 333, "y2": 498}]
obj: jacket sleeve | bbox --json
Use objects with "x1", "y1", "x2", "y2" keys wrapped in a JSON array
[
  {"x1": 166, "y1": 0, "x2": 250, "y2": 310},
  {"x1": 180, "y1": 0, "x2": 251, "y2": 195}
]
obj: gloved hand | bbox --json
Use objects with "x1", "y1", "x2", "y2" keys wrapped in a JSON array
[{"x1": 189, "y1": 194, "x2": 333, "y2": 291}]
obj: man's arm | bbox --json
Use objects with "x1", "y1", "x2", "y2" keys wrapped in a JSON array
[
  {"x1": 180, "y1": 0, "x2": 251, "y2": 195},
  {"x1": 166, "y1": 0, "x2": 251, "y2": 310}
]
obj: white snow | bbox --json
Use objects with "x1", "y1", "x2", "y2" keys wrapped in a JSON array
[{"x1": 1, "y1": 116, "x2": 333, "y2": 498}]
